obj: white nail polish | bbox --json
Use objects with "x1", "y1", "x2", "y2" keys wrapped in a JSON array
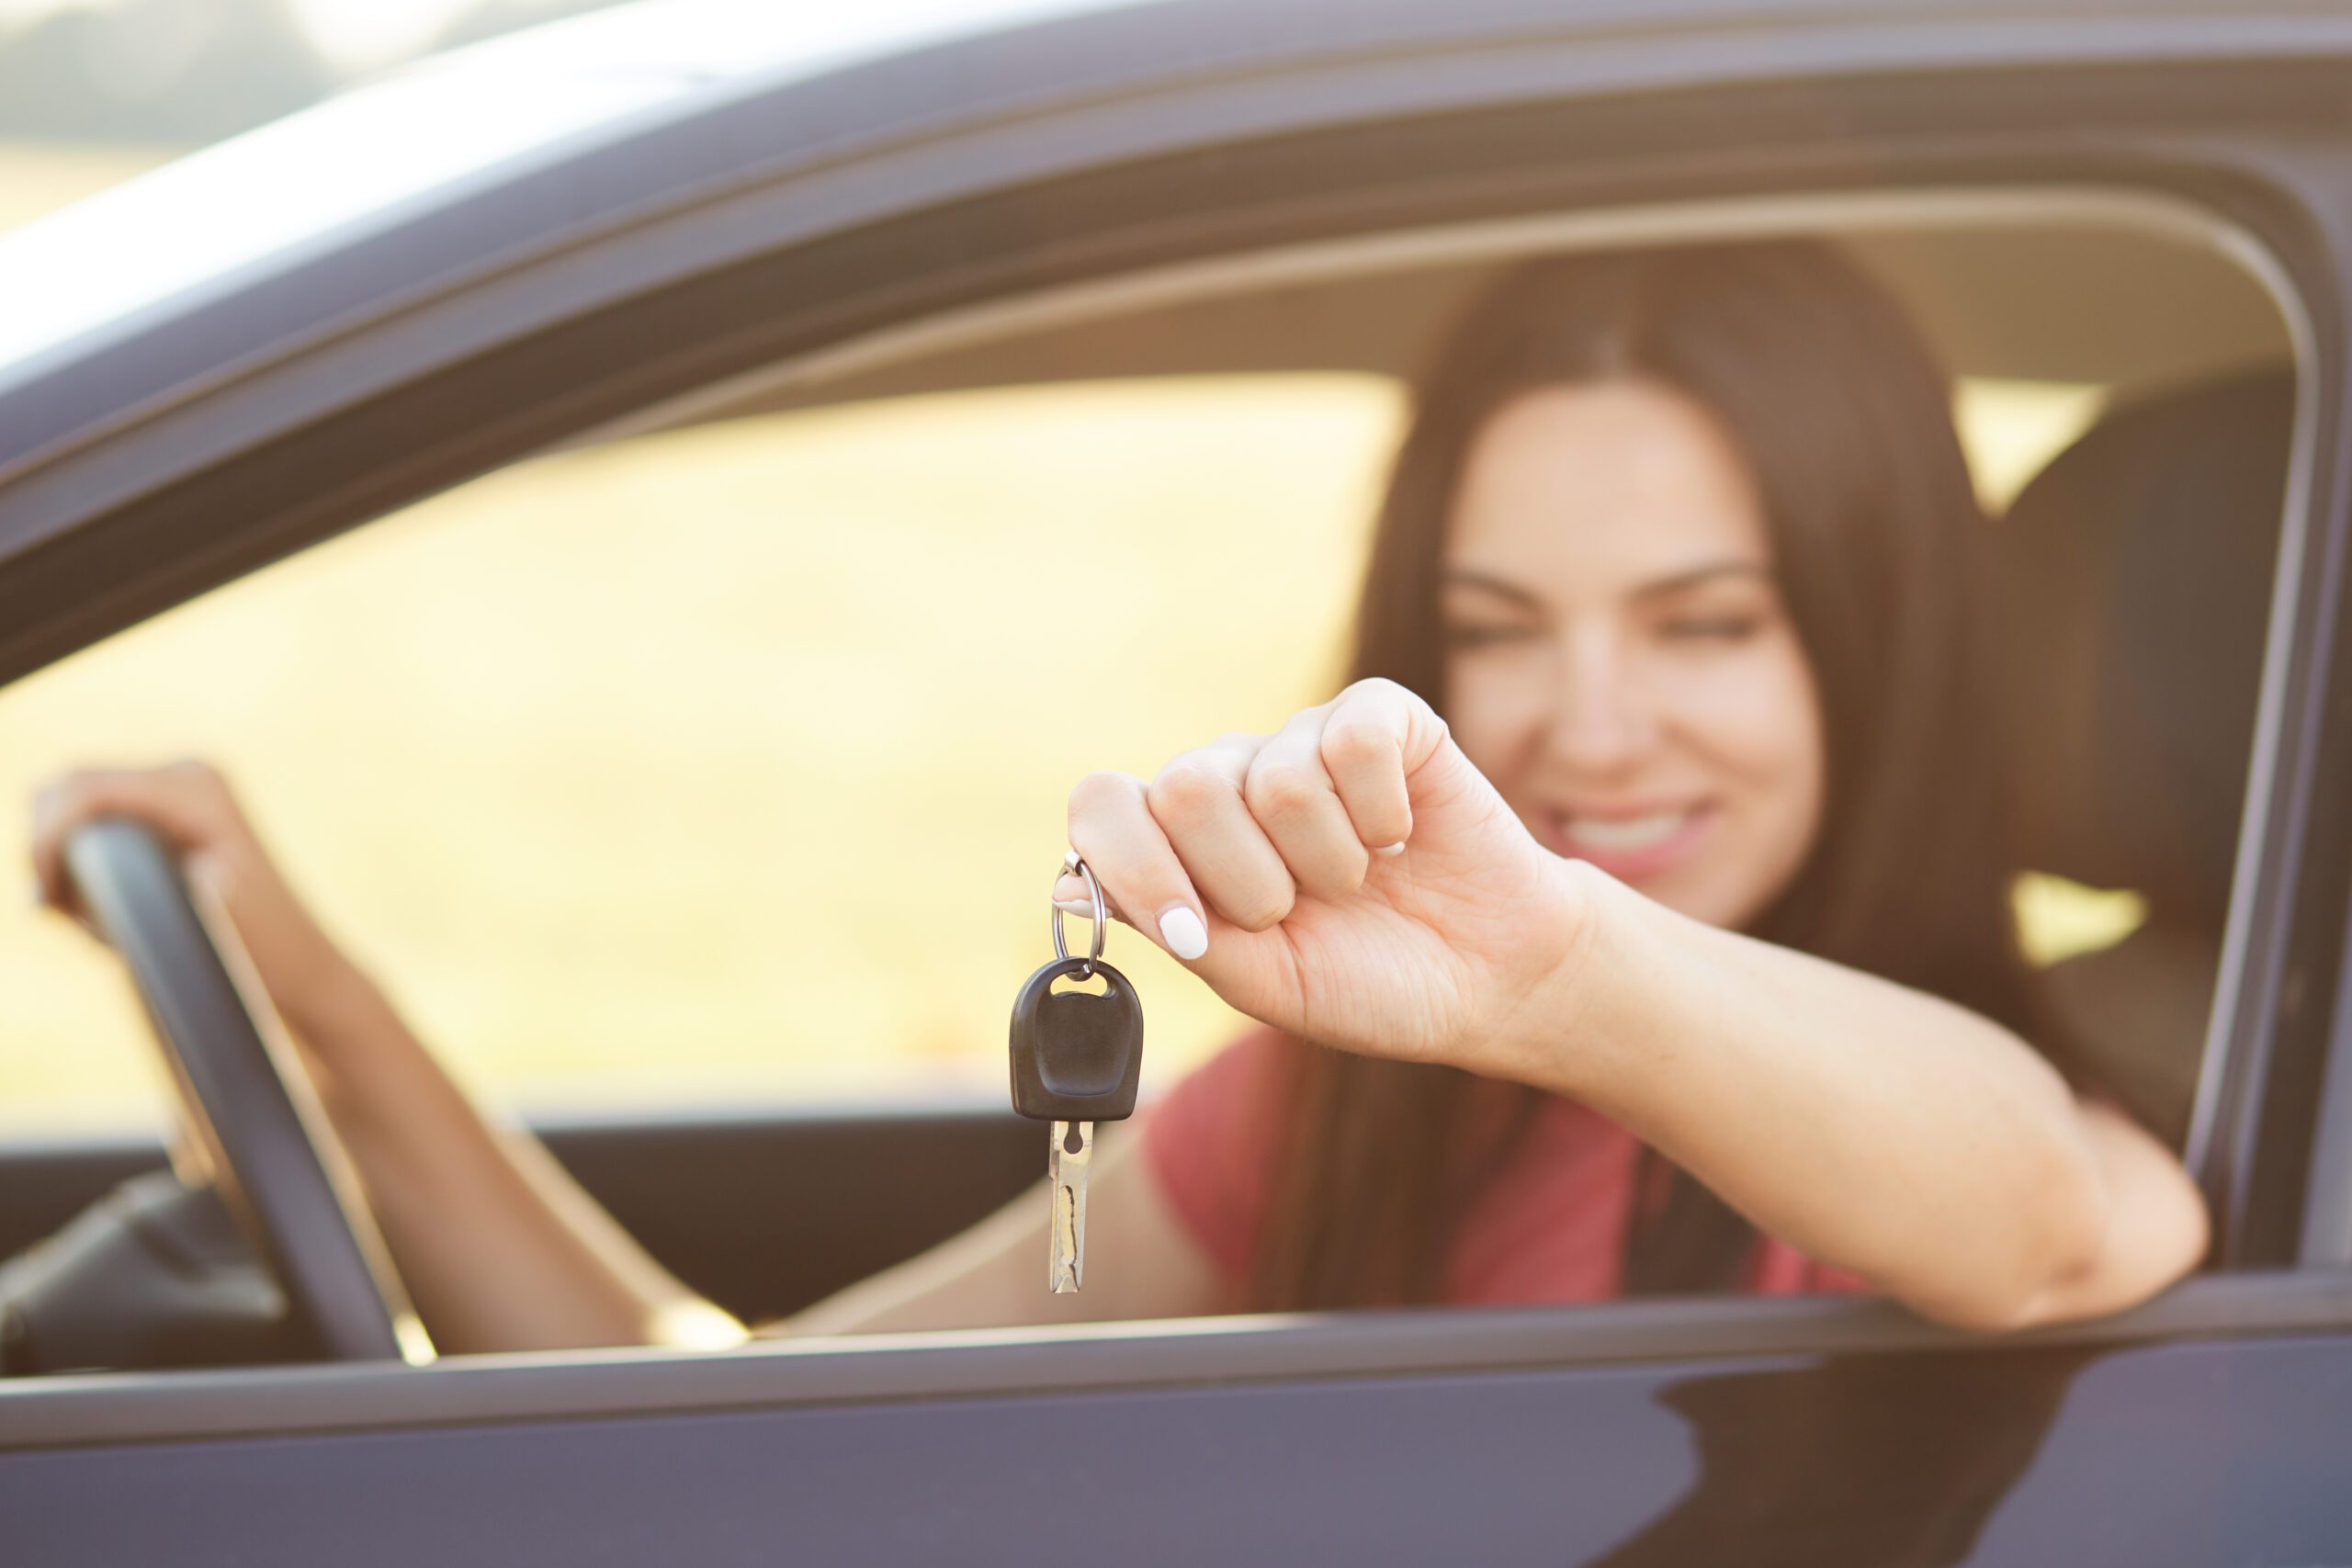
[
  {"x1": 1374, "y1": 841, "x2": 1407, "y2": 858},
  {"x1": 1159, "y1": 906, "x2": 1209, "y2": 960},
  {"x1": 1054, "y1": 898, "x2": 1095, "y2": 916}
]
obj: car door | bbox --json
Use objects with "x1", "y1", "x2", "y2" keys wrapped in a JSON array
[{"x1": 6, "y1": 3, "x2": 2352, "y2": 1563}]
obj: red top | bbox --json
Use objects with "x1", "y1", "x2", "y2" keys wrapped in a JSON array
[{"x1": 1140, "y1": 1023, "x2": 1871, "y2": 1304}]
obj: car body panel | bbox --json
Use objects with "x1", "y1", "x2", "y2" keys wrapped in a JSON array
[{"x1": 6, "y1": 1280, "x2": 2352, "y2": 1565}]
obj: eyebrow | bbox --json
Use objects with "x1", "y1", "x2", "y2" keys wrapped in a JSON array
[{"x1": 1442, "y1": 559, "x2": 1771, "y2": 608}]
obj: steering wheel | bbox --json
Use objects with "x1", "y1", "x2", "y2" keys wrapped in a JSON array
[{"x1": 63, "y1": 819, "x2": 420, "y2": 1362}]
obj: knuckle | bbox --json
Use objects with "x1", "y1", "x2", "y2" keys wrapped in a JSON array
[
  {"x1": 36, "y1": 774, "x2": 97, "y2": 824},
  {"x1": 1066, "y1": 770, "x2": 1130, "y2": 818},
  {"x1": 1319, "y1": 721, "x2": 1395, "y2": 772},
  {"x1": 1146, "y1": 763, "x2": 1226, "y2": 826},
  {"x1": 1350, "y1": 675, "x2": 1447, "y2": 737},
  {"x1": 1245, "y1": 765, "x2": 1324, "y2": 821}
]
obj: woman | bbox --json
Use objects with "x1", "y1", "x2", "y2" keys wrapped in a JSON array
[{"x1": 29, "y1": 241, "x2": 2209, "y2": 1350}]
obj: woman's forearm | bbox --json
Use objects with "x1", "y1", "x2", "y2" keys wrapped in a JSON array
[
  {"x1": 276, "y1": 964, "x2": 745, "y2": 1354},
  {"x1": 1492, "y1": 862, "x2": 2204, "y2": 1329}
]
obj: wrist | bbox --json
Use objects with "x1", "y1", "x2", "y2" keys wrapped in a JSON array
[{"x1": 1469, "y1": 853, "x2": 1615, "y2": 1087}]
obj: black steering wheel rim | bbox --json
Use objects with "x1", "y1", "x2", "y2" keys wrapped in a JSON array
[{"x1": 64, "y1": 819, "x2": 415, "y2": 1363}]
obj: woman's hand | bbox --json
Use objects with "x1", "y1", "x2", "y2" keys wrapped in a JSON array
[
  {"x1": 30, "y1": 761, "x2": 360, "y2": 1032},
  {"x1": 1061, "y1": 677, "x2": 1585, "y2": 1069}
]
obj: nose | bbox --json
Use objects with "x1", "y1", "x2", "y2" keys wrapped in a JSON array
[{"x1": 1544, "y1": 626, "x2": 1659, "y2": 776}]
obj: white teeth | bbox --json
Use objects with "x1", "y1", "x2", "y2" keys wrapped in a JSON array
[{"x1": 1559, "y1": 811, "x2": 1690, "y2": 852}]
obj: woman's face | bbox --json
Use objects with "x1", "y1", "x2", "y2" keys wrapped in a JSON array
[{"x1": 1440, "y1": 378, "x2": 1826, "y2": 931}]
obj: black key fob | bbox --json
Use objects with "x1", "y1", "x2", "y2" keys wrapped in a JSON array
[{"x1": 1008, "y1": 956, "x2": 1144, "y2": 1122}]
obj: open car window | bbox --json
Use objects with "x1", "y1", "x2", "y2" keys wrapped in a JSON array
[{"x1": 0, "y1": 206, "x2": 2304, "y2": 1348}]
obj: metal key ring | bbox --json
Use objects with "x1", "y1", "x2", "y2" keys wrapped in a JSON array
[{"x1": 1052, "y1": 849, "x2": 1107, "y2": 976}]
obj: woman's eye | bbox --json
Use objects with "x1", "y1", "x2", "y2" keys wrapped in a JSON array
[
  {"x1": 1661, "y1": 615, "x2": 1763, "y2": 643},
  {"x1": 1444, "y1": 623, "x2": 1536, "y2": 649}
]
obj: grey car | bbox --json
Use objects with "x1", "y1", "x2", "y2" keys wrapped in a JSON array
[{"x1": 1, "y1": 2, "x2": 2349, "y2": 1562}]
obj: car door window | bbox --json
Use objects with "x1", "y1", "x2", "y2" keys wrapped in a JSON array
[{"x1": 0, "y1": 219, "x2": 2301, "y2": 1324}]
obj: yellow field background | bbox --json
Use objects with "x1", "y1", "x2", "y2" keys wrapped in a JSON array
[{"x1": 0, "y1": 143, "x2": 2122, "y2": 1134}]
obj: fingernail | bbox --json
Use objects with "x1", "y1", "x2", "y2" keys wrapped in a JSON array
[
  {"x1": 1054, "y1": 897, "x2": 1095, "y2": 916},
  {"x1": 1374, "y1": 841, "x2": 1407, "y2": 858},
  {"x1": 1158, "y1": 906, "x2": 1208, "y2": 960}
]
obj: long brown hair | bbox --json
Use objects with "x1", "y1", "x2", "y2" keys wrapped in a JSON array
[{"x1": 1248, "y1": 240, "x2": 2046, "y2": 1311}]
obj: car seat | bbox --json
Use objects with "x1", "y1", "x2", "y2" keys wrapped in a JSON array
[{"x1": 1996, "y1": 366, "x2": 2293, "y2": 1150}]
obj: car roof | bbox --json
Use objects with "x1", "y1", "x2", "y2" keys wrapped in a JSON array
[{"x1": 0, "y1": 0, "x2": 1151, "y2": 389}]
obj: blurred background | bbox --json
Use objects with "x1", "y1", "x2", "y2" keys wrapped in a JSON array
[
  {"x1": 0, "y1": 0, "x2": 2133, "y2": 1137},
  {"x1": 0, "y1": 0, "x2": 624, "y2": 143}
]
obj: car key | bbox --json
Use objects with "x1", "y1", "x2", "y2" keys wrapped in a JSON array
[{"x1": 1009, "y1": 850, "x2": 1145, "y2": 1292}]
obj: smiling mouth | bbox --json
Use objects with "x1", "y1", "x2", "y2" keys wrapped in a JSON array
[
  {"x1": 1555, "y1": 810, "x2": 1693, "y2": 852},
  {"x1": 1540, "y1": 804, "x2": 1714, "y2": 875}
]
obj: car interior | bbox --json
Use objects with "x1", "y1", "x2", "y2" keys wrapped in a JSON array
[{"x1": 0, "y1": 207, "x2": 2305, "y2": 1375}]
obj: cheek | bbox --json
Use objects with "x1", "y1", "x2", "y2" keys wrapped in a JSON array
[{"x1": 1677, "y1": 637, "x2": 1826, "y2": 840}]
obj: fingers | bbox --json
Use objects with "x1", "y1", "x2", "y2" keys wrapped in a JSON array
[
  {"x1": 1062, "y1": 736, "x2": 1299, "y2": 938},
  {"x1": 1066, "y1": 771, "x2": 1214, "y2": 961},
  {"x1": 1231, "y1": 677, "x2": 1433, "y2": 902},
  {"x1": 1057, "y1": 681, "x2": 1441, "y2": 958},
  {"x1": 1148, "y1": 736, "x2": 1295, "y2": 931},
  {"x1": 29, "y1": 760, "x2": 242, "y2": 919},
  {"x1": 1247, "y1": 708, "x2": 1371, "y2": 903},
  {"x1": 1318, "y1": 678, "x2": 1425, "y2": 854}
]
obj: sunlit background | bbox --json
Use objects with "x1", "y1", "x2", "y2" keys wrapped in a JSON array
[{"x1": 0, "y1": 1, "x2": 2135, "y2": 1134}]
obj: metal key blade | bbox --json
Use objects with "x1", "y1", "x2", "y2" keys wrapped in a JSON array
[{"x1": 1048, "y1": 1120, "x2": 1091, "y2": 1292}]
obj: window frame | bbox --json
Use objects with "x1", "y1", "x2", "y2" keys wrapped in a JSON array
[{"x1": 6, "y1": 1267, "x2": 2352, "y2": 1452}]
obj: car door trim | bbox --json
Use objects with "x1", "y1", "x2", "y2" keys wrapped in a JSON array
[{"x1": 4, "y1": 1268, "x2": 2350, "y2": 1452}]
